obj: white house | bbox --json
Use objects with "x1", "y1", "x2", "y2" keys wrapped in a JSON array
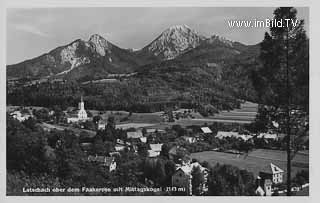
[{"x1": 148, "y1": 143, "x2": 163, "y2": 157}]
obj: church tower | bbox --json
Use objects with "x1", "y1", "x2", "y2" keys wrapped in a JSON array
[{"x1": 78, "y1": 96, "x2": 87, "y2": 120}]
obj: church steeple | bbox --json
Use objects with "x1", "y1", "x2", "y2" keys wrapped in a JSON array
[
  {"x1": 79, "y1": 96, "x2": 85, "y2": 111},
  {"x1": 78, "y1": 96, "x2": 87, "y2": 120}
]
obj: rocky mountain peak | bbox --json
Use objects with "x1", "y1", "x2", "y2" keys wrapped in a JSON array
[
  {"x1": 206, "y1": 35, "x2": 234, "y2": 47},
  {"x1": 88, "y1": 34, "x2": 112, "y2": 56},
  {"x1": 144, "y1": 24, "x2": 204, "y2": 60}
]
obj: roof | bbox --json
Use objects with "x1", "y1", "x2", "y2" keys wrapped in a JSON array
[
  {"x1": 176, "y1": 165, "x2": 192, "y2": 175},
  {"x1": 140, "y1": 137, "x2": 147, "y2": 143},
  {"x1": 216, "y1": 131, "x2": 239, "y2": 138},
  {"x1": 146, "y1": 129, "x2": 165, "y2": 133},
  {"x1": 257, "y1": 133, "x2": 278, "y2": 139},
  {"x1": 261, "y1": 163, "x2": 284, "y2": 174},
  {"x1": 201, "y1": 127, "x2": 212, "y2": 134},
  {"x1": 127, "y1": 131, "x2": 143, "y2": 139},
  {"x1": 182, "y1": 136, "x2": 195, "y2": 140},
  {"x1": 149, "y1": 144, "x2": 163, "y2": 152},
  {"x1": 255, "y1": 186, "x2": 265, "y2": 196},
  {"x1": 216, "y1": 131, "x2": 253, "y2": 141}
]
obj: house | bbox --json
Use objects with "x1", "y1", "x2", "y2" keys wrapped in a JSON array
[
  {"x1": 200, "y1": 127, "x2": 212, "y2": 134},
  {"x1": 115, "y1": 144, "x2": 126, "y2": 152},
  {"x1": 87, "y1": 155, "x2": 116, "y2": 172},
  {"x1": 172, "y1": 167, "x2": 192, "y2": 195},
  {"x1": 255, "y1": 177, "x2": 273, "y2": 196},
  {"x1": 148, "y1": 143, "x2": 163, "y2": 157},
  {"x1": 259, "y1": 163, "x2": 284, "y2": 184},
  {"x1": 10, "y1": 110, "x2": 32, "y2": 122},
  {"x1": 67, "y1": 97, "x2": 89, "y2": 123},
  {"x1": 257, "y1": 133, "x2": 278, "y2": 140},
  {"x1": 216, "y1": 131, "x2": 253, "y2": 141},
  {"x1": 216, "y1": 131, "x2": 239, "y2": 139},
  {"x1": 139, "y1": 137, "x2": 147, "y2": 143},
  {"x1": 181, "y1": 136, "x2": 196, "y2": 144},
  {"x1": 97, "y1": 121, "x2": 106, "y2": 130},
  {"x1": 127, "y1": 131, "x2": 143, "y2": 139},
  {"x1": 172, "y1": 162, "x2": 208, "y2": 195},
  {"x1": 146, "y1": 128, "x2": 165, "y2": 134}
]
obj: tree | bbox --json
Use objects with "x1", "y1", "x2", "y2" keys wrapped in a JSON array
[
  {"x1": 253, "y1": 7, "x2": 308, "y2": 196},
  {"x1": 92, "y1": 115, "x2": 102, "y2": 124},
  {"x1": 191, "y1": 166, "x2": 204, "y2": 195},
  {"x1": 207, "y1": 164, "x2": 256, "y2": 196}
]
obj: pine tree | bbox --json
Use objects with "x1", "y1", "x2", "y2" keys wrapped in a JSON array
[{"x1": 254, "y1": 7, "x2": 309, "y2": 195}]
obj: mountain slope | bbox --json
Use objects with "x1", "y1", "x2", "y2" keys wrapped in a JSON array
[{"x1": 7, "y1": 34, "x2": 141, "y2": 80}]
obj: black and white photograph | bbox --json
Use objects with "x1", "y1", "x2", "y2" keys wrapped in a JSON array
[{"x1": 4, "y1": 5, "x2": 310, "y2": 197}]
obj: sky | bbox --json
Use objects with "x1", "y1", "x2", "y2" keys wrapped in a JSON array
[{"x1": 6, "y1": 7, "x2": 309, "y2": 65}]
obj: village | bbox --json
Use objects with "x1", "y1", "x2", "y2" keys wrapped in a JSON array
[{"x1": 7, "y1": 97, "x2": 309, "y2": 196}]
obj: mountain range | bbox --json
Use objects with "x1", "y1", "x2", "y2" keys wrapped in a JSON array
[{"x1": 7, "y1": 24, "x2": 260, "y2": 81}]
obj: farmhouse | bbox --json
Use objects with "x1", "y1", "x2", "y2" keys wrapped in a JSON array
[
  {"x1": 87, "y1": 155, "x2": 116, "y2": 172},
  {"x1": 259, "y1": 163, "x2": 284, "y2": 184}
]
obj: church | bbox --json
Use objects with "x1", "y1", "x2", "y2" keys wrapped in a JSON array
[{"x1": 67, "y1": 97, "x2": 89, "y2": 123}]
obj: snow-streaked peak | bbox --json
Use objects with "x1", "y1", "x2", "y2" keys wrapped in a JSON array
[{"x1": 145, "y1": 24, "x2": 204, "y2": 60}]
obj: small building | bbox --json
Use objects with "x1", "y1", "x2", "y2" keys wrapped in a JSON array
[
  {"x1": 97, "y1": 121, "x2": 106, "y2": 130},
  {"x1": 181, "y1": 136, "x2": 196, "y2": 144},
  {"x1": 148, "y1": 143, "x2": 163, "y2": 157},
  {"x1": 259, "y1": 163, "x2": 284, "y2": 184},
  {"x1": 127, "y1": 131, "x2": 143, "y2": 139},
  {"x1": 115, "y1": 144, "x2": 126, "y2": 152},
  {"x1": 10, "y1": 110, "x2": 32, "y2": 122},
  {"x1": 257, "y1": 133, "x2": 278, "y2": 140},
  {"x1": 139, "y1": 137, "x2": 147, "y2": 143},
  {"x1": 87, "y1": 155, "x2": 116, "y2": 172},
  {"x1": 172, "y1": 162, "x2": 208, "y2": 196},
  {"x1": 255, "y1": 175, "x2": 273, "y2": 196},
  {"x1": 216, "y1": 131, "x2": 253, "y2": 141},
  {"x1": 201, "y1": 127, "x2": 212, "y2": 134},
  {"x1": 172, "y1": 167, "x2": 192, "y2": 195}
]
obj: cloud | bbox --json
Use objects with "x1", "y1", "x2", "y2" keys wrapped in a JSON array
[{"x1": 12, "y1": 24, "x2": 50, "y2": 38}]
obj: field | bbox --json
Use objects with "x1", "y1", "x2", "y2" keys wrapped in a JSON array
[
  {"x1": 191, "y1": 149, "x2": 309, "y2": 181},
  {"x1": 92, "y1": 101, "x2": 259, "y2": 130}
]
